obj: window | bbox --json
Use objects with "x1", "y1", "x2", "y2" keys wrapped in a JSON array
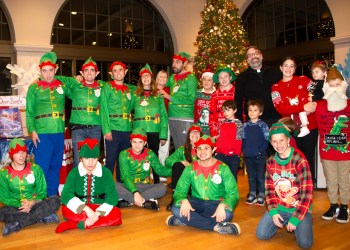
[{"x1": 0, "y1": 4, "x2": 12, "y2": 96}]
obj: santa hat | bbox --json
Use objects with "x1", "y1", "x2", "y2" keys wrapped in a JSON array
[
  {"x1": 39, "y1": 52, "x2": 57, "y2": 69},
  {"x1": 173, "y1": 52, "x2": 190, "y2": 62},
  {"x1": 188, "y1": 124, "x2": 202, "y2": 133},
  {"x1": 194, "y1": 135, "x2": 216, "y2": 148},
  {"x1": 109, "y1": 61, "x2": 127, "y2": 72},
  {"x1": 78, "y1": 138, "x2": 100, "y2": 158},
  {"x1": 274, "y1": 178, "x2": 291, "y2": 187},
  {"x1": 9, "y1": 138, "x2": 27, "y2": 158},
  {"x1": 82, "y1": 57, "x2": 98, "y2": 71},
  {"x1": 130, "y1": 127, "x2": 147, "y2": 141},
  {"x1": 269, "y1": 122, "x2": 291, "y2": 140},
  {"x1": 213, "y1": 67, "x2": 236, "y2": 83},
  {"x1": 201, "y1": 69, "x2": 214, "y2": 79},
  {"x1": 139, "y1": 63, "x2": 152, "y2": 76},
  {"x1": 326, "y1": 67, "x2": 344, "y2": 82}
]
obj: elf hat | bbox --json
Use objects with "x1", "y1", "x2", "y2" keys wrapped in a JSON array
[
  {"x1": 130, "y1": 127, "x2": 147, "y2": 141},
  {"x1": 78, "y1": 138, "x2": 100, "y2": 158},
  {"x1": 201, "y1": 69, "x2": 214, "y2": 79},
  {"x1": 39, "y1": 52, "x2": 57, "y2": 69},
  {"x1": 139, "y1": 63, "x2": 152, "y2": 76},
  {"x1": 9, "y1": 138, "x2": 27, "y2": 158},
  {"x1": 173, "y1": 52, "x2": 191, "y2": 62},
  {"x1": 194, "y1": 134, "x2": 216, "y2": 148},
  {"x1": 269, "y1": 122, "x2": 291, "y2": 140},
  {"x1": 82, "y1": 57, "x2": 99, "y2": 71},
  {"x1": 188, "y1": 124, "x2": 202, "y2": 133},
  {"x1": 213, "y1": 67, "x2": 237, "y2": 84},
  {"x1": 110, "y1": 61, "x2": 127, "y2": 72}
]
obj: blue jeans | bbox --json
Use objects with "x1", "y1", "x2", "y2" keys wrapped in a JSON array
[
  {"x1": 215, "y1": 154, "x2": 240, "y2": 182},
  {"x1": 71, "y1": 125, "x2": 101, "y2": 168},
  {"x1": 245, "y1": 156, "x2": 266, "y2": 197},
  {"x1": 34, "y1": 133, "x2": 64, "y2": 196},
  {"x1": 105, "y1": 130, "x2": 130, "y2": 182},
  {"x1": 171, "y1": 198, "x2": 233, "y2": 231},
  {"x1": 256, "y1": 211, "x2": 313, "y2": 249}
]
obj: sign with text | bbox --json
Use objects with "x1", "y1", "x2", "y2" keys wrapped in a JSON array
[{"x1": 0, "y1": 95, "x2": 26, "y2": 107}]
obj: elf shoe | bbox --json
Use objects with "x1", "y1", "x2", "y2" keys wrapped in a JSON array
[{"x1": 55, "y1": 221, "x2": 79, "y2": 233}]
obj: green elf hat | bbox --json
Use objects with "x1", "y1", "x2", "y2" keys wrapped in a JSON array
[
  {"x1": 9, "y1": 138, "x2": 27, "y2": 158},
  {"x1": 188, "y1": 124, "x2": 202, "y2": 133},
  {"x1": 139, "y1": 63, "x2": 152, "y2": 76},
  {"x1": 269, "y1": 122, "x2": 291, "y2": 141},
  {"x1": 109, "y1": 61, "x2": 127, "y2": 72},
  {"x1": 82, "y1": 57, "x2": 98, "y2": 71},
  {"x1": 194, "y1": 134, "x2": 216, "y2": 148},
  {"x1": 173, "y1": 52, "x2": 191, "y2": 62},
  {"x1": 130, "y1": 127, "x2": 147, "y2": 141},
  {"x1": 78, "y1": 138, "x2": 100, "y2": 158},
  {"x1": 213, "y1": 67, "x2": 237, "y2": 84},
  {"x1": 39, "y1": 52, "x2": 58, "y2": 69}
]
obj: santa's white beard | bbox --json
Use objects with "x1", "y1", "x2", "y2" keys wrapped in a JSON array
[{"x1": 324, "y1": 86, "x2": 348, "y2": 111}]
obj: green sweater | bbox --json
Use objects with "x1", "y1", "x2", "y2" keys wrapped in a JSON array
[
  {"x1": 0, "y1": 163, "x2": 47, "y2": 207},
  {"x1": 132, "y1": 93, "x2": 168, "y2": 139},
  {"x1": 61, "y1": 162, "x2": 118, "y2": 216},
  {"x1": 100, "y1": 81, "x2": 135, "y2": 134},
  {"x1": 119, "y1": 148, "x2": 171, "y2": 193},
  {"x1": 174, "y1": 160, "x2": 239, "y2": 211},
  {"x1": 166, "y1": 72, "x2": 198, "y2": 119},
  {"x1": 164, "y1": 146, "x2": 197, "y2": 168},
  {"x1": 56, "y1": 76, "x2": 105, "y2": 126},
  {"x1": 26, "y1": 79, "x2": 68, "y2": 134}
]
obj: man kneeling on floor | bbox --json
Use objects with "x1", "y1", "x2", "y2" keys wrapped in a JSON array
[
  {"x1": 116, "y1": 128, "x2": 171, "y2": 210},
  {"x1": 166, "y1": 135, "x2": 241, "y2": 236},
  {"x1": 56, "y1": 138, "x2": 122, "y2": 233}
]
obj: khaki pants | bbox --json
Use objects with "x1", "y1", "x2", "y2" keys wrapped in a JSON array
[{"x1": 321, "y1": 159, "x2": 350, "y2": 205}]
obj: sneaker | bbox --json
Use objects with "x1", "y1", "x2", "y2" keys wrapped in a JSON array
[
  {"x1": 40, "y1": 213, "x2": 59, "y2": 223},
  {"x1": 245, "y1": 194, "x2": 257, "y2": 205},
  {"x1": 2, "y1": 222, "x2": 21, "y2": 236},
  {"x1": 143, "y1": 199, "x2": 160, "y2": 211},
  {"x1": 217, "y1": 222, "x2": 241, "y2": 235},
  {"x1": 322, "y1": 204, "x2": 339, "y2": 220},
  {"x1": 256, "y1": 197, "x2": 265, "y2": 207},
  {"x1": 166, "y1": 215, "x2": 185, "y2": 226},
  {"x1": 336, "y1": 205, "x2": 349, "y2": 223},
  {"x1": 298, "y1": 126, "x2": 310, "y2": 137},
  {"x1": 117, "y1": 199, "x2": 131, "y2": 208},
  {"x1": 166, "y1": 199, "x2": 174, "y2": 211}
]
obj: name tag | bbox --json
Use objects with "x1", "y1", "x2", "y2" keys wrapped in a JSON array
[{"x1": 324, "y1": 134, "x2": 347, "y2": 144}]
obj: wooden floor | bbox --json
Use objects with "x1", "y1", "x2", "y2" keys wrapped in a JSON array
[{"x1": 1, "y1": 172, "x2": 349, "y2": 250}]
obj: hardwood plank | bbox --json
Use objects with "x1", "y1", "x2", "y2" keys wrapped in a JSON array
[{"x1": 1, "y1": 172, "x2": 348, "y2": 250}]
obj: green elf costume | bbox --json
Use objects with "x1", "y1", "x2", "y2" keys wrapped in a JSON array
[
  {"x1": 26, "y1": 52, "x2": 68, "y2": 197},
  {"x1": 0, "y1": 139, "x2": 60, "y2": 236},
  {"x1": 167, "y1": 135, "x2": 240, "y2": 235},
  {"x1": 167, "y1": 52, "x2": 198, "y2": 149},
  {"x1": 56, "y1": 57, "x2": 104, "y2": 168},
  {"x1": 116, "y1": 128, "x2": 171, "y2": 210},
  {"x1": 100, "y1": 61, "x2": 136, "y2": 181},
  {"x1": 132, "y1": 63, "x2": 168, "y2": 184},
  {"x1": 56, "y1": 138, "x2": 122, "y2": 233}
]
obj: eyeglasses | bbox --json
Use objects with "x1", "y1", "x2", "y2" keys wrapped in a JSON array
[{"x1": 247, "y1": 51, "x2": 261, "y2": 58}]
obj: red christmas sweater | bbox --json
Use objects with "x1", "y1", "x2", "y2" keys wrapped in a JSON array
[
  {"x1": 271, "y1": 76, "x2": 317, "y2": 130},
  {"x1": 216, "y1": 119, "x2": 242, "y2": 156},
  {"x1": 209, "y1": 85, "x2": 235, "y2": 136},
  {"x1": 315, "y1": 100, "x2": 350, "y2": 161}
]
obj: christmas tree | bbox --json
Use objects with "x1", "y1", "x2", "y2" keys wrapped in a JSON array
[{"x1": 194, "y1": 0, "x2": 249, "y2": 79}]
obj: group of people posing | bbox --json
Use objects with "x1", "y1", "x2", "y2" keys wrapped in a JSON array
[{"x1": 0, "y1": 46, "x2": 349, "y2": 249}]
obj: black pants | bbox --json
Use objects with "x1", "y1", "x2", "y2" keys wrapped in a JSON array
[
  {"x1": 171, "y1": 162, "x2": 186, "y2": 189},
  {"x1": 147, "y1": 132, "x2": 160, "y2": 184},
  {"x1": 0, "y1": 196, "x2": 60, "y2": 228},
  {"x1": 296, "y1": 128, "x2": 318, "y2": 185}
]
